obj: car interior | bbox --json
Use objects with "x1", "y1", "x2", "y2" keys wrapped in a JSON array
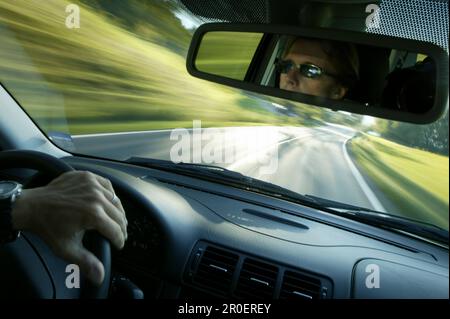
[{"x1": 0, "y1": 0, "x2": 448, "y2": 300}]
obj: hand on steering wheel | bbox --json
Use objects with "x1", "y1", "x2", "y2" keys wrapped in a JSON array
[
  {"x1": 0, "y1": 150, "x2": 128, "y2": 298},
  {"x1": 13, "y1": 171, "x2": 128, "y2": 285}
]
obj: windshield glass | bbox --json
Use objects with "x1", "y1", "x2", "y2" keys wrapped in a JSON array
[{"x1": 1, "y1": 0, "x2": 448, "y2": 231}]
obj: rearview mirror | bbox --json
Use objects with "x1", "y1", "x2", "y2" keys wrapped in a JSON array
[{"x1": 187, "y1": 24, "x2": 449, "y2": 124}]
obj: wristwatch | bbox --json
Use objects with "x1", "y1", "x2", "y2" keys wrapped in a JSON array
[{"x1": 0, "y1": 181, "x2": 23, "y2": 244}]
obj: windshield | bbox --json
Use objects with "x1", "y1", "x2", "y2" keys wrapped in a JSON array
[{"x1": 1, "y1": 0, "x2": 448, "y2": 232}]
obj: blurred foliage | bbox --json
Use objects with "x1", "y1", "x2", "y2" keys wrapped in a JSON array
[
  {"x1": 196, "y1": 32, "x2": 263, "y2": 80},
  {"x1": 0, "y1": 0, "x2": 305, "y2": 135},
  {"x1": 78, "y1": 0, "x2": 193, "y2": 55},
  {"x1": 372, "y1": 110, "x2": 449, "y2": 156},
  {"x1": 350, "y1": 134, "x2": 449, "y2": 230}
]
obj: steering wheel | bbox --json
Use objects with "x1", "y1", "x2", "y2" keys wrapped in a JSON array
[{"x1": 0, "y1": 150, "x2": 111, "y2": 299}]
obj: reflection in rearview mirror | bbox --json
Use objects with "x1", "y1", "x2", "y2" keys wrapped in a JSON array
[
  {"x1": 276, "y1": 37, "x2": 360, "y2": 101},
  {"x1": 196, "y1": 32, "x2": 264, "y2": 81},
  {"x1": 191, "y1": 28, "x2": 445, "y2": 123}
]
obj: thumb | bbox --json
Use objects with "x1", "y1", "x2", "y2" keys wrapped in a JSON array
[{"x1": 65, "y1": 245, "x2": 105, "y2": 287}]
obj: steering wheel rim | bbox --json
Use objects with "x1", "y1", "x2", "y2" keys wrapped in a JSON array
[{"x1": 0, "y1": 150, "x2": 111, "y2": 299}]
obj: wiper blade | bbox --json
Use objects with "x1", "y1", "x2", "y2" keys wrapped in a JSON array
[
  {"x1": 126, "y1": 157, "x2": 319, "y2": 206},
  {"x1": 127, "y1": 157, "x2": 253, "y2": 181},
  {"x1": 335, "y1": 211, "x2": 448, "y2": 245},
  {"x1": 305, "y1": 195, "x2": 449, "y2": 245}
]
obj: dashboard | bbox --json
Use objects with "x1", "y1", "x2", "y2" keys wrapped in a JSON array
[
  {"x1": 1, "y1": 155, "x2": 447, "y2": 299},
  {"x1": 61, "y1": 155, "x2": 449, "y2": 299}
]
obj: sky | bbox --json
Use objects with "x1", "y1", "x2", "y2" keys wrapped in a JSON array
[{"x1": 173, "y1": 9, "x2": 204, "y2": 30}]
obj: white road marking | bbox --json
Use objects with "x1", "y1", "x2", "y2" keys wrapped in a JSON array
[
  {"x1": 72, "y1": 129, "x2": 174, "y2": 138},
  {"x1": 226, "y1": 131, "x2": 312, "y2": 171},
  {"x1": 316, "y1": 126, "x2": 386, "y2": 211},
  {"x1": 342, "y1": 137, "x2": 386, "y2": 212},
  {"x1": 72, "y1": 126, "x2": 282, "y2": 139}
]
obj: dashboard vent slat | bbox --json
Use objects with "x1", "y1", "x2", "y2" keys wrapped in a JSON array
[
  {"x1": 234, "y1": 258, "x2": 278, "y2": 299},
  {"x1": 187, "y1": 243, "x2": 331, "y2": 299},
  {"x1": 192, "y1": 246, "x2": 239, "y2": 295},
  {"x1": 280, "y1": 270, "x2": 322, "y2": 299}
]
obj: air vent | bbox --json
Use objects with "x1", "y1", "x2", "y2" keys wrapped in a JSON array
[
  {"x1": 192, "y1": 246, "x2": 239, "y2": 295},
  {"x1": 280, "y1": 270, "x2": 322, "y2": 299},
  {"x1": 234, "y1": 258, "x2": 278, "y2": 299}
]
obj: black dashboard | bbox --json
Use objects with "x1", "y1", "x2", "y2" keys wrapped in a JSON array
[
  {"x1": 61, "y1": 155, "x2": 449, "y2": 299},
  {"x1": 1, "y1": 155, "x2": 448, "y2": 299}
]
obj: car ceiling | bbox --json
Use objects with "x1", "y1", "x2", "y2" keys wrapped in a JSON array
[
  {"x1": 179, "y1": 0, "x2": 449, "y2": 52},
  {"x1": 179, "y1": 0, "x2": 378, "y2": 27}
]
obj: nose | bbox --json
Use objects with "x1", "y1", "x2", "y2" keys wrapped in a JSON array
[{"x1": 285, "y1": 69, "x2": 299, "y2": 87}]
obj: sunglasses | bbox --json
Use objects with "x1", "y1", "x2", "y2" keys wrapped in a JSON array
[{"x1": 275, "y1": 59, "x2": 339, "y2": 79}]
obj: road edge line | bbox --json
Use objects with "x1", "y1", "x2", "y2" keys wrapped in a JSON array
[
  {"x1": 72, "y1": 129, "x2": 175, "y2": 138},
  {"x1": 72, "y1": 126, "x2": 282, "y2": 139},
  {"x1": 342, "y1": 137, "x2": 386, "y2": 212}
]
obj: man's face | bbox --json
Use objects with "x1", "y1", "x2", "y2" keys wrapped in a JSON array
[{"x1": 279, "y1": 38, "x2": 347, "y2": 99}]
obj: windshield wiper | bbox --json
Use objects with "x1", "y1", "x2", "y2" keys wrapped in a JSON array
[
  {"x1": 305, "y1": 195, "x2": 449, "y2": 245},
  {"x1": 126, "y1": 157, "x2": 448, "y2": 245},
  {"x1": 126, "y1": 157, "x2": 320, "y2": 206}
]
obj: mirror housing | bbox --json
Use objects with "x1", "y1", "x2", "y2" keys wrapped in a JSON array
[{"x1": 187, "y1": 23, "x2": 449, "y2": 124}]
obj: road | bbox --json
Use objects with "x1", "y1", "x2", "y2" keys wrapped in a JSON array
[{"x1": 72, "y1": 124, "x2": 386, "y2": 212}]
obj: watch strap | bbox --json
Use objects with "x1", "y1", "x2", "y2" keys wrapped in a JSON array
[{"x1": 0, "y1": 184, "x2": 22, "y2": 244}]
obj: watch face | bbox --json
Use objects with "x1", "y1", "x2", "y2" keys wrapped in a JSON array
[{"x1": 0, "y1": 181, "x2": 19, "y2": 196}]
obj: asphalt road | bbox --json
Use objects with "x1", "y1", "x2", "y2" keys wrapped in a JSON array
[{"x1": 73, "y1": 124, "x2": 386, "y2": 212}]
